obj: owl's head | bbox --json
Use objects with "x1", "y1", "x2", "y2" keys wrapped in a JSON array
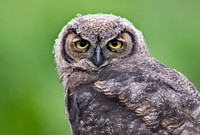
[{"x1": 54, "y1": 14, "x2": 149, "y2": 73}]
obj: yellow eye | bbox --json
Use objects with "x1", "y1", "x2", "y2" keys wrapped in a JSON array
[
  {"x1": 75, "y1": 40, "x2": 90, "y2": 49},
  {"x1": 108, "y1": 40, "x2": 123, "y2": 49}
]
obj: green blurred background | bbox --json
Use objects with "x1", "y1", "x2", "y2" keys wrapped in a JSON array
[{"x1": 0, "y1": 0, "x2": 200, "y2": 135}]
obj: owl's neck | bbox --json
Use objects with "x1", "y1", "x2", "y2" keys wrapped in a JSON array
[{"x1": 62, "y1": 68, "x2": 99, "y2": 94}]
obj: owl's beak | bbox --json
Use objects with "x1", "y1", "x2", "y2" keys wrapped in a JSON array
[{"x1": 93, "y1": 46, "x2": 104, "y2": 67}]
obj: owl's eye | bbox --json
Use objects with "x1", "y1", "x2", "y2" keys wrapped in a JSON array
[
  {"x1": 75, "y1": 40, "x2": 90, "y2": 49},
  {"x1": 107, "y1": 40, "x2": 123, "y2": 49}
]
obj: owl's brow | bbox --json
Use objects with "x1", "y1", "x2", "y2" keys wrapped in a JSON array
[
  {"x1": 103, "y1": 33, "x2": 123, "y2": 46},
  {"x1": 110, "y1": 30, "x2": 126, "y2": 41},
  {"x1": 70, "y1": 30, "x2": 87, "y2": 42}
]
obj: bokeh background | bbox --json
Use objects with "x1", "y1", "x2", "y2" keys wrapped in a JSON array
[{"x1": 0, "y1": 0, "x2": 200, "y2": 135}]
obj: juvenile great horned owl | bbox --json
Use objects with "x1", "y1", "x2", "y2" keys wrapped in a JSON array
[{"x1": 54, "y1": 14, "x2": 200, "y2": 135}]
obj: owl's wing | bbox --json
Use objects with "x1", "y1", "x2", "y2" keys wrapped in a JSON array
[{"x1": 95, "y1": 69, "x2": 200, "y2": 134}]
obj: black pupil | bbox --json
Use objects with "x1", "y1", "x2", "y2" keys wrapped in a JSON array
[
  {"x1": 111, "y1": 41, "x2": 119, "y2": 47},
  {"x1": 79, "y1": 41, "x2": 87, "y2": 47}
]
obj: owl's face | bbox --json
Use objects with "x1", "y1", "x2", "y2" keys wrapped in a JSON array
[
  {"x1": 55, "y1": 14, "x2": 148, "y2": 71},
  {"x1": 64, "y1": 31, "x2": 134, "y2": 67}
]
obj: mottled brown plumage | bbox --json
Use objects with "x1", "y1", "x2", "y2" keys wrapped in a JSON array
[{"x1": 54, "y1": 14, "x2": 200, "y2": 135}]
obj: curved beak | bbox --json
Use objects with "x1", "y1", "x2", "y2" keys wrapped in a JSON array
[{"x1": 92, "y1": 46, "x2": 104, "y2": 67}]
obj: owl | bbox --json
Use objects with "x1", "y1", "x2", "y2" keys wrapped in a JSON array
[{"x1": 54, "y1": 14, "x2": 200, "y2": 135}]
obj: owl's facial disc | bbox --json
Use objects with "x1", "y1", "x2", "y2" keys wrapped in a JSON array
[{"x1": 63, "y1": 32, "x2": 134, "y2": 69}]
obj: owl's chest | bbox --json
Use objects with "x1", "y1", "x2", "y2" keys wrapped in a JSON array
[
  {"x1": 68, "y1": 83, "x2": 144, "y2": 135},
  {"x1": 67, "y1": 70, "x2": 158, "y2": 135}
]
